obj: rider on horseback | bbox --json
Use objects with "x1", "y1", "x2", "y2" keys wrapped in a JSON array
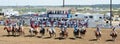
[
  {"x1": 18, "y1": 19, "x2": 23, "y2": 32},
  {"x1": 110, "y1": 26, "x2": 117, "y2": 41},
  {"x1": 49, "y1": 25, "x2": 56, "y2": 34},
  {"x1": 73, "y1": 23, "x2": 79, "y2": 37},
  {"x1": 110, "y1": 27, "x2": 117, "y2": 36},
  {"x1": 95, "y1": 25, "x2": 101, "y2": 40},
  {"x1": 59, "y1": 19, "x2": 68, "y2": 38}
]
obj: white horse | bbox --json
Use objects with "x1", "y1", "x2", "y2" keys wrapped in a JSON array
[{"x1": 47, "y1": 26, "x2": 56, "y2": 37}]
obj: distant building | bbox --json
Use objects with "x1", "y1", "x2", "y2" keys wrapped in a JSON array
[{"x1": 2, "y1": 9, "x2": 19, "y2": 17}]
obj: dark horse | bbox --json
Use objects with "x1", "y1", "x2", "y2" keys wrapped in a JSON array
[
  {"x1": 40, "y1": 28, "x2": 45, "y2": 37},
  {"x1": 73, "y1": 29, "x2": 79, "y2": 38},
  {"x1": 110, "y1": 31, "x2": 117, "y2": 41}
]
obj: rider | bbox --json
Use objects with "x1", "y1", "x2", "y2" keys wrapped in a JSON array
[
  {"x1": 95, "y1": 25, "x2": 101, "y2": 36},
  {"x1": 30, "y1": 18, "x2": 35, "y2": 32},
  {"x1": 73, "y1": 23, "x2": 79, "y2": 37},
  {"x1": 74, "y1": 23, "x2": 79, "y2": 32},
  {"x1": 18, "y1": 18, "x2": 23, "y2": 31},
  {"x1": 49, "y1": 25, "x2": 56, "y2": 34}
]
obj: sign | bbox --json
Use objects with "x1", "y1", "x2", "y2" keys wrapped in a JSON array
[{"x1": 49, "y1": 14, "x2": 67, "y2": 18}]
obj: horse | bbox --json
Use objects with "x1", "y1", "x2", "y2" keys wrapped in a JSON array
[
  {"x1": 79, "y1": 27, "x2": 86, "y2": 38},
  {"x1": 29, "y1": 27, "x2": 39, "y2": 36},
  {"x1": 39, "y1": 28, "x2": 45, "y2": 37},
  {"x1": 4, "y1": 26, "x2": 13, "y2": 36},
  {"x1": 73, "y1": 25, "x2": 80, "y2": 38},
  {"x1": 47, "y1": 28, "x2": 56, "y2": 38},
  {"x1": 110, "y1": 31, "x2": 117, "y2": 41},
  {"x1": 16, "y1": 26, "x2": 25, "y2": 36},
  {"x1": 60, "y1": 30, "x2": 68, "y2": 38},
  {"x1": 73, "y1": 29, "x2": 79, "y2": 38},
  {"x1": 94, "y1": 31, "x2": 101, "y2": 40},
  {"x1": 11, "y1": 26, "x2": 21, "y2": 36},
  {"x1": 59, "y1": 26, "x2": 68, "y2": 39}
]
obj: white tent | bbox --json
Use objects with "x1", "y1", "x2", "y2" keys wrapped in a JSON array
[{"x1": 2, "y1": 9, "x2": 19, "y2": 16}]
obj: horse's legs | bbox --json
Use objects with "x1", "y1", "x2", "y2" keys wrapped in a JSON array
[
  {"x1": 7, "y1": 31, "x2": 10, "y2": 36},
  {"x1": 54, "y1": 33, "x2": 56, "y2": 37},
  {"x1": 112, "y1": 37, "x2": 116, "y2": 41},
  {"x1": 12, "y1": 31, "x2": 15, "y2": 36},
  {"x1": 30, "y1": 31, "x2": 33, "y2": 36},
  {"x1": 96, "y1": 36, "x2": 101, "y2": 40}
]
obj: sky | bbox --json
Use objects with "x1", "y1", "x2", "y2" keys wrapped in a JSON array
[{"x1": 0, "y1": 0, "x2": 120, "y2": 6}]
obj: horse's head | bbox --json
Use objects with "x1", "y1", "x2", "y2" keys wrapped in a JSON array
[{"x1": 4, "y1": 27, "x2": 7, "y2": 30}]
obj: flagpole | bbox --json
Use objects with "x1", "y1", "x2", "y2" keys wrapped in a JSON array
[
  {"x1": 63, "y1": 0, "x2": 65, "y2": 7},
  {"x1": 110, "y1": 0, "x2": 112, "y2": 26}
]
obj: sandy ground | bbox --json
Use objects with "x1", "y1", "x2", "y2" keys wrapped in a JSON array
[{"x1": 0, "y1": 26, "x2": 120, "y2": 44}]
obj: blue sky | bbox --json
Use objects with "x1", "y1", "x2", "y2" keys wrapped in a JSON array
[{"x1": 0, "y1": 0, "x2": 120, "y2": 6}]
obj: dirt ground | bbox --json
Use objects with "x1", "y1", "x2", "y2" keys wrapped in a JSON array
[{"x1": 0, "y1": 26, "x2": 120, "y2": 44}]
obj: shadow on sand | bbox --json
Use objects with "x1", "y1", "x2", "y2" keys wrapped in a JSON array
[
  {"x1": 69, "y1": 37, "x2": 76, "y2": 40},
  {"x1": 106, "y1": 39, "x2": 114, "y2": 42},
  {"x1": 2, "y1": 35, "x2": 20, "y2": 37},
  {"x1": 43, "y1": 37, "x2": 51, "y2": 39},
  {"x1": 89, "y1": 39, "x2": 98, "y2": 41},
  {"x1": 54, "y1": 37, "x2": 66, "y2": 40},
  {"x1": 24, "y1": 35, "x2": 35, "y2": 37}
]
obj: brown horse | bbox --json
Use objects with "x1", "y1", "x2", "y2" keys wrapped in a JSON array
[
  {"x1": 4, "y1": 26, "x2": 18, "y2": 36},
  {"x1": 4, "y1": 26, "x2": 13, "y2": 35},
  {"x1": 95, "y1": 31, "x2": 101, "y2": 40},
  {"x1": 110, "y1": 31, "x2": 117, "y2": 41}
]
